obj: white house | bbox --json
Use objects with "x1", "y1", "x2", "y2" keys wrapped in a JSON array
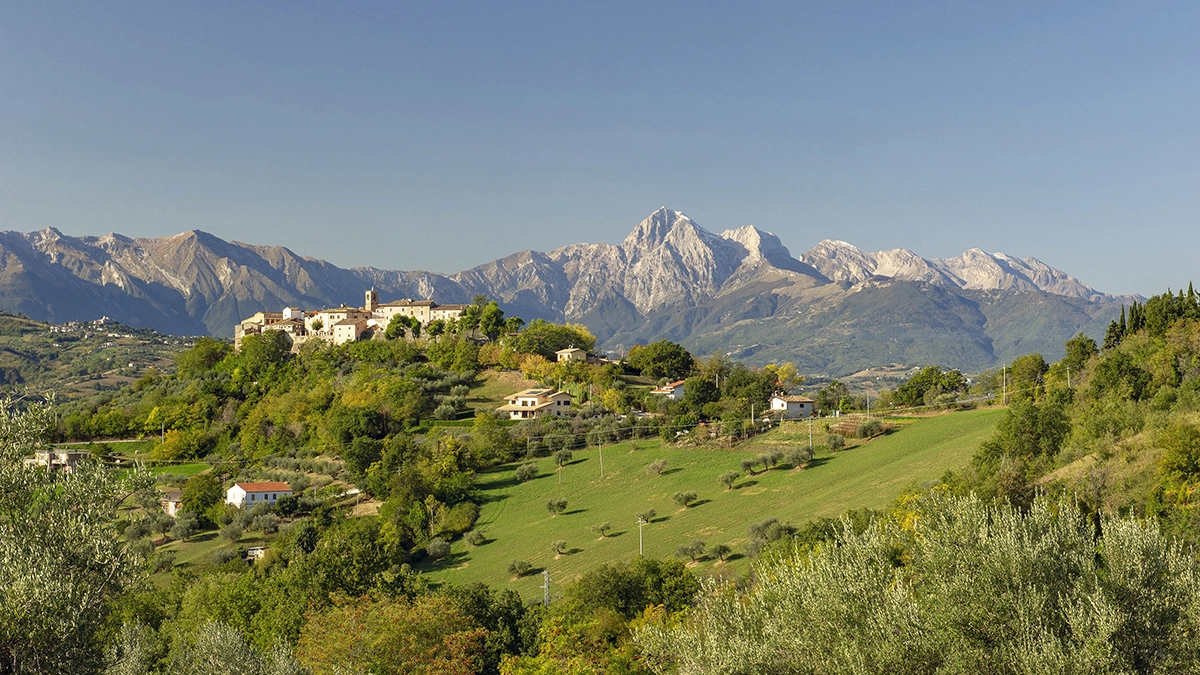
[
  {"x1": 649, "y1": 380, "x2": 687, "y2": 401},
  {"x1": 226, "y1": 482, "x2": 293, "y2": 508},
  {"x1": 498, "y1": 388, "x2": 574, "y2": 420},
  {"x1": 770, "y1": 395, "x2": 815, "y2": 419}
]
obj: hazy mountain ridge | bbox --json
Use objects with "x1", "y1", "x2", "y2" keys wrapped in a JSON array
[{"x1": 0, "y1": 209, "x2": 1134, "y2": 374}]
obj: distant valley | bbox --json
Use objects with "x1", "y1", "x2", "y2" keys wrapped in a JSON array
[{"x1": 0, "y1": 208, "x2": 1135, "y2": 376}]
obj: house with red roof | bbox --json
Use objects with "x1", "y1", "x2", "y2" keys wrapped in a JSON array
[{"x1": 225, "y1": 481, "x2": 293, "y2": 508}]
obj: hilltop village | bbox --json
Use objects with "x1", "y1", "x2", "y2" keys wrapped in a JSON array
[{"x1": 233, "y1": 290, "x2": 467, "y2": 349}]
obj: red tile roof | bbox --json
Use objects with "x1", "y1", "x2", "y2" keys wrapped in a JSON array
[{"x1": 233, "y1": 482, "x2": 292, "y2": 493}]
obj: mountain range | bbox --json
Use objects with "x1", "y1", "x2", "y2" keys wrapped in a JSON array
[{"x1": 0, "y1": 208, "x2": 1134, "y2": 376}]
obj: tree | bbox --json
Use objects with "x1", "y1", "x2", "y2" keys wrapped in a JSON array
[
  {"x1": 426, "y1": 538, "x2": 451, "y2": 560},
  {"x1": 592, "y1": 522, "x2": 612, "y2": 538},
  {"x1": 1, "y1": 398, "x2": 153, "y2": 674},
  {"x1": 170, "y1": 512, "x2": 199, "y2": 541},
  {"x1": 710, "y1": 543, "x2": 732, "y2": 562},
  {"x1": 827, "y1": 434, "x2": 845, "y2": 451},
  {"x1": 479, "y1": 301, "x2": 505, "y2": 338},
  {"x1": 343, "y1": 436, "x2": 383, "y2": 480},
  {"x1": 719, "y1": 470, "x2": 740, "y2": 490},
  {"x1": 175, "y1": 336, "x2": 232, "y2": 377},
  {"x1": 547, "y1": 497, "x2": 568, "y2": 516},
  {"x1": 638, "y1": 509, "x2": 657, "y2": 524},
  {"x1": 180, "y1": 470, "x2": 223, "y2": 523},
  {"x1": 1062, "y1": 332, "x2": 1099, "y2": 373},
  {"x1": 296, "y1": 595, "x2": 486, "y2": 675},
  {"x1": 551, "y1": 540, "x2": 567, "y2": 555},
  {"x1": 740, "y1": 458, "x2": 757, "y2": 475},
  {"x1": 676, "y1": 540, "x2": 706, "y2": 562},
  {"x1": 385, "y1": 314, "x2": 418, "y2": 340},
  {"x1": 673, "y1": 491, "x2": 698, "y2": 508},
  {"x1": 1009, "y1": 353, "x2": 1049, "y2": 402},
  {"x1": 514, "y1": 463, "x2": 538, "y2": 482},
  {"x1": 554, "y1": 449, "x2": 574, "y2": 467},
  {"x1": 637, "y1": 493, "x2": 1200, "y2": 674},
  {"x1": 627, "y1": 340, "x2": 695, "y2": 380},
  {"x1": 508, "y1": 560, "x2": 533, "y2": 577},
  {"x1": 645, "y1": 459, "x2": 668, "y2": 477},
  {"x1": 786, "y1": 447, "x2": 813, "y2": 469},
  {"x1": 238, "y1": 330, "x2": 291, "y2": 379}
]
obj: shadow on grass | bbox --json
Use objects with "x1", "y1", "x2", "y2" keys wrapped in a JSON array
[
  {"x1": 660, "y1": 467, "x2": 684, "y2": 476},
  {"x1": 689, "y1": 499, "x2": 712, "y2": 508},
  {"x1": 650, "y1": 515, "x2": 671, "y2": 524},
  {"x1": 723, "y1": 552, "x2": 747, "y2": 563},
  {"x1": 604, "y1": 530, "x2": 628, "y2": 538},
  {"x1": 418, "y1": 550, "x2": 471, "y2": 573},
  {"x1": 513, "y1": 566, "x2": 546, "y2": 581},
  {"x1": 734, "y1": 480, "x2": 759, "y2": 490},
  {"x1": 804, "y1": 457, "x2": 833, "y2": 470},
  {"x1": 561, "y1": 508, "x2": 587, "y2": 516},
  {"x1": 475, "y1": 491, "x2": 511, "y2": 505},
  {"x1": 565, "y1": 547, "x2": 584, "y2": 555}
]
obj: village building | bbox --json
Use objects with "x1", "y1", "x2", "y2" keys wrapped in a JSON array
[
  {"x1": 555, "y1": 347, "x2": 588, "y2": 363},
  {"x1": 770, "y1": 395, "x2": 815, "y2": 419},
  {"x1": 225, "y1": 481, "x2": 293, "y2": 508},
  {"x1": 234, "y1": 289, "x2": 467, "y2": 350},
  {"x1": 498, "y1": 388, "x2": 574, "y2": 420},
  {"x1": 24, "y1": 449, "x2": 87, "y2": 473},
  {"x1": 160, "y1": 490, "x2": 184, "y2": 517},
  {"x1": 649, "y1": 380, "x2": 687, "y2": 401}
]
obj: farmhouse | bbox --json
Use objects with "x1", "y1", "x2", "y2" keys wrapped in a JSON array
[
  {"x1": 498, "y1": 388, "x2": 574, "y2": 420},
  {"x1": 160, "y1": 490, "x2": 184, "y2": 517},
  {"x1": 234, "y1": 290, "x2": 468, "y2": 350},
  {"x1": 24, "y1": 449, "x2": 87, "y2": 473},
  {"x1": 225, "y1": 481, "x2": 293, "y2": 508},
  {"x1": 649, "y1": 380, "x2": 687, "y2": 401},
  {"x1": 555, "y1": 347, "x2": 588, "y2": 363},
  {"x1": 770, "y1": 395, "x2": 815, "y2": 419}
]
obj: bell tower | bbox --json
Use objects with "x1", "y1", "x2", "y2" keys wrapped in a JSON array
[{"x1": 364, "y1": 288, "x2": 378, "y2": 312}]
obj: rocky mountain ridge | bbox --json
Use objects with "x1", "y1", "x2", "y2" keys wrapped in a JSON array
[{"x1": 0, "y1": 208, "x2": 1134, "y2": 375}]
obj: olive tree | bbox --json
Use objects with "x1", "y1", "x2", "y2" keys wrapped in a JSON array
[{"x1": 0, "y1": 398, "x2": 153, "y2": 674}]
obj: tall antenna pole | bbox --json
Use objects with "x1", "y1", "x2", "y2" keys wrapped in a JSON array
[
  {"x1": 598, "y1": 438, "x2": 604, "y2": 478},
  {"x1": 638, "y1": 517, "x2": 645, "y2": 555},
  {"x1": 1002, "y1": 365, "x2": 1007, "y2": 405},
  {"x1": 541, "y1": 570, "x2": 550, "y2": 607}
]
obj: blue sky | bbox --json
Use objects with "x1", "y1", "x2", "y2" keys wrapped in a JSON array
[{"x1": 1, "y1": 1, "x2": 1197, "y2": 296}]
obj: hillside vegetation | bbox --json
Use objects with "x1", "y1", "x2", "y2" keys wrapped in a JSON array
[
  {"x1": 428, "y1": 410, "x2": 1001, "y2": 598},
  {"x1": 11, "y1": 286, "x2": 1200, "y2": 674},
  {"x1": 0, "y1": 314, "x2": 189, "y2": 396}
]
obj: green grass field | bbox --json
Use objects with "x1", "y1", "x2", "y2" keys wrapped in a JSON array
[{"x1": 423, "y1": 408, "x2": 1002, "y2": 601}]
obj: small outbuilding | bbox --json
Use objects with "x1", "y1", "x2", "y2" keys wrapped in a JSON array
[{"x1": 770, "y1": 395, "x2": 815, "y2": 419}]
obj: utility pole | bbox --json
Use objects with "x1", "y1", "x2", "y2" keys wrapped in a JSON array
[
  {"x1": 161, "y1": 421, "x2": 165, "y2": 445},
  {"x1": 541, "y1": 570, "x2": 551, "y2": 607},
  {"x1": 638, "y1": 517, "x2": 646, "y2": 555},
  {"x1": 598, "y1": 437, "x2": 604, "y2": 478},
  {"x1": 808, "y1": 416, "x2": 813, "y2": 452},
  {"x1": 1002, "y1": 365, "x2": 1007, "y2": 405},
  {"x1": 1067, "y1": 366, "x2": 1071, "y2": 388}
]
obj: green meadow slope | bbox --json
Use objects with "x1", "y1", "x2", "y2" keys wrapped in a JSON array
[{"x1": 425, "y1": 408, "x2": 1002, "y2": 600}]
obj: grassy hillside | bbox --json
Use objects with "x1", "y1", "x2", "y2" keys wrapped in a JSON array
[{"x1": 424, "y1": 408, "x2": 1002, "y2": 600}]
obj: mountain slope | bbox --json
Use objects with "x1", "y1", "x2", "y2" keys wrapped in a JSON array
[{"x1": 0, "y1": 210, "x2": 1132, "y2": 375}]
